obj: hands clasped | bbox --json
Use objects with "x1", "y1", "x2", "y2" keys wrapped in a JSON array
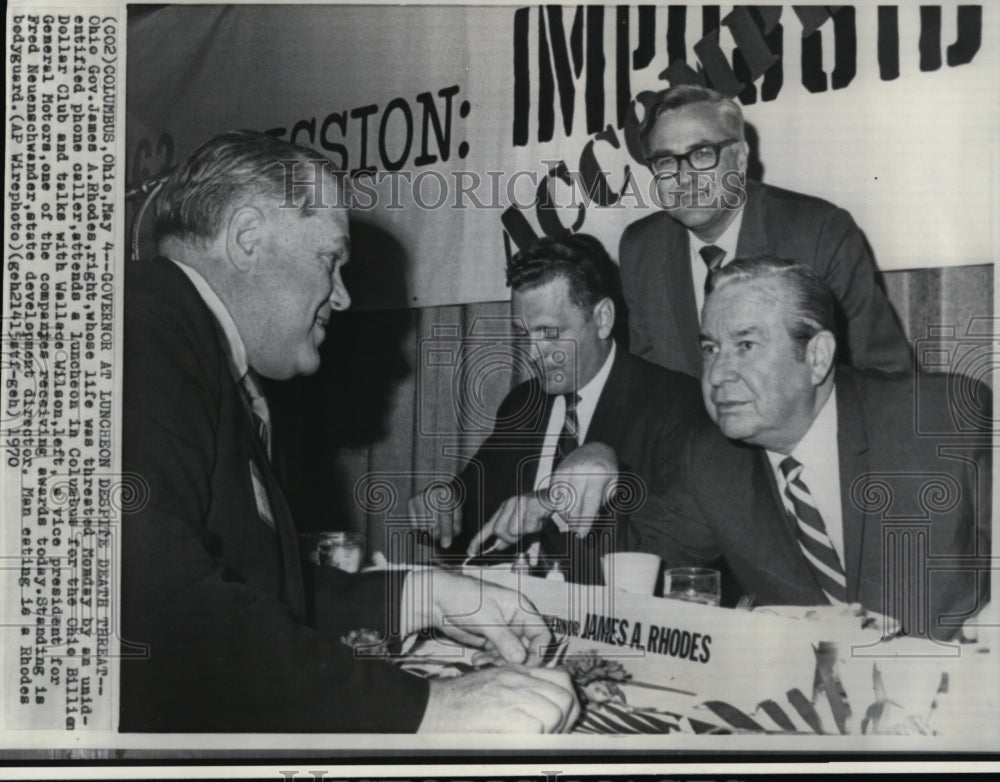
[
  {"x1": 406, "y1": 443, "x2": 619, "y2": 555},
  {"x1": 400, "y1": 568, "x2": 580, "y2": 733},
  {"x1": 467, "y1": 442, "x2": 619, "y2": 557},
  {"x1": 419, "y1": 665, "x2": 580, "y2": 733}
]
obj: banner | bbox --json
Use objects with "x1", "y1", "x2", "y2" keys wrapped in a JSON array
[{"x1": 126, "y1": 4, "x2": 999, "y2": 310}]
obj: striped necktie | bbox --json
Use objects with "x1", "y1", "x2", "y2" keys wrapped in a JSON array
[
  {"x1": 551, "y1": 392, "x2": 581, "y2": 473},
  {"x1": 700, "y1": 245, "x2": 726, "y2": 293},
  {"x1": 779, "y1": 456, "x2": 847, "y2": 604},
  {"x1": 240, "y1": 370, "x2": 272, "y2": 460}
]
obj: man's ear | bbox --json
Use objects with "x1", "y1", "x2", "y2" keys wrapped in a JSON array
[
  {"x1": 736, "y1": 140, "x2": 750, "y2": 173},
  {"x1": 806, "y1": 330, "x2": 837, "y2": 385},
  {"x1": 226, "y1": 206, "x2": 264, "y2": 273},
  {"x1": 593, "y1": 297, "x2": 615, "y2": 340}
]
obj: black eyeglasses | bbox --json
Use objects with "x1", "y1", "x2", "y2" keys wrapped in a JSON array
[{"x1": 647, "y1": 139, "x2": 739, "y2": 175}]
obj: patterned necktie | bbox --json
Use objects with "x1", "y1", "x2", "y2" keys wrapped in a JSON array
[
  {"x1": 699, "y1": 244, "x2": 726, "y2": 293},
  {"x1": 551, "y1": 392, "x2": 581, "y2": 473},
  {"x1": 780, "y1": 456, "x2": 847, "y2": 604},
  {"x1": 240, "y1": 369, "x2": 272, "y2": 460}
]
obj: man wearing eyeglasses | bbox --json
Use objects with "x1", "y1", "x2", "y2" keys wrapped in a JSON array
[{"x1": 618, "y1": 85, "x2": 912, "y2": 379}]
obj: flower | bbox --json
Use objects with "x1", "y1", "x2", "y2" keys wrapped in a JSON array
[{"x1": 561, "y1": 649, "x2": 632, "y2": 705}]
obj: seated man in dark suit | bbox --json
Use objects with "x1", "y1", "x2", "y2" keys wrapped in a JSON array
[
  {"x1": 121, "y1": 131, "x2": 578, "y2": 733},
  {"x1": 408, "y1": 234, "x2": 704, "y2": 580},
  {"x1": 619, "y1": 84, "x2": 912, "y2": 379},
  {"x1": 636, "y1": 256, "x2": 990, "y2": 640}
]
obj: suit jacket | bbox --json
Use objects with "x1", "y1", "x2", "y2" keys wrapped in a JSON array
[
  {"x1": 448, "y1": 348, "x2": 703, "y2": 579},
  {"x1": 120, "y1": 259, "x2": 428, "y2": 732},
  {"x1": 637, "y1": 367, "x2": 991, "y2": 640},
  {"x1": 619, "y1": 180, "x2": 913, "y2": 378}
]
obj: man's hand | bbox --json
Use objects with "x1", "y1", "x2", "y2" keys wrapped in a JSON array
[
  {"x1": 406, "y1": 480, "x2": 463, "y2": 549},
  {"x1": 399, "y1": 569, "x2": 553, "y2": 664},
  {"x1": 466, "y1": 442, "x2": 619, "y2": 557},
  {"x1": 466, "y1": 491, "x2": 549, "y2": 556},
  {"x1": 548, "y1": 442, "x2": 618, "y2": 532},
  {"x1": 419, "y1": 666, "x2": 580, "y2": 733}
]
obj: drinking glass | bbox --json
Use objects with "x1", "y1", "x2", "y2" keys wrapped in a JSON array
[
  {"x1": 298, "y1": 531, "x2": 365, "y2": 573},
  {"x1": 665, "y1": 567, "x2": 721, "y2": 606}
]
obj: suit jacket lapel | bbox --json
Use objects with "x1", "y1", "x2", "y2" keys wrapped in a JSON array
[
  {"x1": 210, "y1": 312, "x2": 307, "y2": 620},
  {"x1": 585, "y1": 349, "x2": 628, "y2": 446},
  {"x1": 232, "y1": 373, "x2": 307, "y2": 620},
  {"x1": 515, "y1": 381, "x2": 556, "y2": 494},
  {"x1": 655, "y1": 214, "x2": 702, "y2": 374},
  {"x1": 734, "y1": 180, "x2": 771, "y2": 258},
  {"x1": 835, "y1": 371, "x2": 870, "y2": 604},
  {"x1": 258, "y1": 446, "x2": 307, "y2": 620},
  {"x1": 582, "y1": 350, "x2": 636, "y2": 548},
  {"x1": 753, "y1": 447, "x2": 801, "y2": 556}
]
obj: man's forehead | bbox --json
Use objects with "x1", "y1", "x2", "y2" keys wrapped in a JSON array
[
  {"x1": 654, "y1": 102, "x2": 726, "y2": 137},
  {"x1": 701, "y1": 316, "x2": 767, "y2": 343},
  {"x1": 512, "y1": 278, "x2": 582, "y2": 323},
  {"x1": 513, "y1": 275, "x2": 570, "y2": 302}
]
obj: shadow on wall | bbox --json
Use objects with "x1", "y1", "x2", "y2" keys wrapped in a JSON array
[{"x1": 267, "y1": 219, "x2": 413, "y2": 532}]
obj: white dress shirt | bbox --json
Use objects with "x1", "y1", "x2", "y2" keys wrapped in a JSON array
[
  {"x1": 533, "y1": 340, "x2": 617, "y2": 490},
  {"x1": 766, "y1": 387, "x2": 845, "y2": 566},
  {"x1": 688, "y1": 206, "x2": 745, "y2": 319}
]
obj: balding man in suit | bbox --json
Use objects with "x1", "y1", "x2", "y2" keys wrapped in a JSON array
[{"x1": 122, "y1": 130, "x2": 578, "y2": 732}]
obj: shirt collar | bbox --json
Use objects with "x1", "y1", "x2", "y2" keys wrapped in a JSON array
[
  {"x1": 170, "y1": 259, "x2": 248, "y2": 382},
  {"x1": 689, "y1": 205, "x2": 745, "y2": 264},
  {"x1": 766, "y1": 386, "x2": 838, "y2": 473}
]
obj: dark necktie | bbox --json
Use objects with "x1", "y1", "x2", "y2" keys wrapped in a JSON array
[
  {"x1": 780, "y1": 456, "x2": 847, "y2": 604},
  {"x1": 700, "y1": 244, "x2": 726, "y2": 293},
  {"x1": 551, "y1": 392, "x2": 581, "y2": 473},
  {"x1": 240, "y1": 369, "x2": 272, "y2": 460}
]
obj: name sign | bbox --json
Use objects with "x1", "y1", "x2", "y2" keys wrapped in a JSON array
[{"x1": 473, "y1": 569, "x2": 819, "y2": 708}]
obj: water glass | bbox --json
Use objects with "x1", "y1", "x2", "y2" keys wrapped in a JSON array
[{"x1": 665, "y1": 567, "x2": 721, "y2": 606}]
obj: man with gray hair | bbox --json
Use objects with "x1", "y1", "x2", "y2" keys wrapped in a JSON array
[
  {"x1": 121, "y1": 131, "x2": 579, "y2": 732},
  {"x1": 636, "y1": 257, "x2": 989, "y2": 640},
  {"x1": 619, "y1": 84, "x2": 912, "y2": 379}
]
